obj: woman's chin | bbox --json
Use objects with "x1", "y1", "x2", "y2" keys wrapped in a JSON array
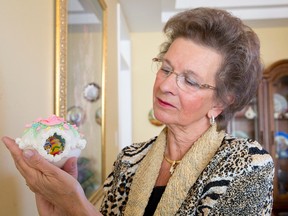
[{"x1": 153, "y1": 112, "x2": 170, "y2": 125}]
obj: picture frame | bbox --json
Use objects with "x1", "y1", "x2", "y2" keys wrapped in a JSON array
[{"x1": 54, "y1": 0, "x2": 107, "y2": 203}]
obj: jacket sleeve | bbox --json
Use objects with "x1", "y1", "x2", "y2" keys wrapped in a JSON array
[{"x1": 210, "y1": 161, "x2": 274, "y2": 216}]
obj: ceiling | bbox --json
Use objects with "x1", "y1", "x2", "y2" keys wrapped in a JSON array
[
  {"x1": 118, "y1": 0, "x2": 288, "y2": 32},
  {"x1": 68, "y1": 0, "x2": 102, "y2": 24}
]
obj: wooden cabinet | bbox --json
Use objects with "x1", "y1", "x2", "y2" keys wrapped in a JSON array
[
  {"x1": 264, "y1": 60, "x2": 288, "y2": 214},
  {"x1": 228, "y1": 59, "x2": 288, "y2": 215}
]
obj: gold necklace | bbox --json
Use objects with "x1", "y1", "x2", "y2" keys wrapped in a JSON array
[{"x1": 164, "y1": 154, "x2": 181, "y2": 175}]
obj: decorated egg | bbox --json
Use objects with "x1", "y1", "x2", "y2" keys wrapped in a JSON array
[{"x1": 16, "y1": 115, "x2": 86, "y2": 167}]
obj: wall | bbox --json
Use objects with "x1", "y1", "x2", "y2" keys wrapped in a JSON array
[
  {"x1": 0, "y1": 1, "x2": 54, "y2": 215},
  {"x1": 0, "y1": 0, "x2": 119, "y2": 215},
  {"x1": 103, "y1": 0, "x2": 119, "y2": 178},
  {"x1": 254, "y1": 27, "x2": 288, "y2": 66},
  {"x1": 131, "y1": 26, "x2": 288, "y2": 143},
  {"x1": 131, "y1": 32, "x2": 165, "y2": 142}
]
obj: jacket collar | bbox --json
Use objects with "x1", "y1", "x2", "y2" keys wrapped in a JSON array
[{"x1": 124, "y1": 125, "x2": 225, "y2": 216}]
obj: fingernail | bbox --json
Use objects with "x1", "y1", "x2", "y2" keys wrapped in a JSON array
[{"x1": 23, "y1": 150, "x2": 34, "y2": 158}]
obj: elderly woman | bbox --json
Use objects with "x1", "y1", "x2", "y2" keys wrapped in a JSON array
[{"x1": 2, "y1": 7, "x2": 273, "y2": 216}]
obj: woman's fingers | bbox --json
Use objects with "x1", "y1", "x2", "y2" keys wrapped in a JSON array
[
  {"x1": 2, "y1": 136, "x2": 22, "y2": 159},
  {"x1": 22, "y1": 148, "x2": 79, "y2": 181},
  {"x1": 62, "y1": 157, "x2": 78, "y2": 179},
  {"x1": 22, "y1": 149, "x2": 59, "y2": 180},
  {"x1": 2, "y1": 136, "x2": 59, "y2": 191}
]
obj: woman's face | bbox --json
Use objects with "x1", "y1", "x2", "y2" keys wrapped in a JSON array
[{"x1": 153, "y1": 37, "x2": 223, "y2": 129}]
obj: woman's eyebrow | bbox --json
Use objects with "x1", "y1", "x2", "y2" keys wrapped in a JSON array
[
  {"x1": 161, "y1": 58, "x2": 172, "y2": 67},
  {"x1": 162, "y1": 57, "x2": 201, "y2": 79}
]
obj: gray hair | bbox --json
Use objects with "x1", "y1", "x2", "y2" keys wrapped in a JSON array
[{"x1": 159, "y1": 7, "x2": 263, "y2": 131}]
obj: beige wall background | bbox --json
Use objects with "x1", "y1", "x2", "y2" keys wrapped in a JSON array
[
  {"x1": 255, "y1": 27, "x2": 288, "y2": 66},
  {"x1": 0, "y1": 0, "x2": 287, "y2": 215},
  {"x1": 0, "y1": 1, "x2": 53, "y2": 215}
]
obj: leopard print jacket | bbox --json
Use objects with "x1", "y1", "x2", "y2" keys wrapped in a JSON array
[{"x1": 100, "y1": 135, "x2": 274, "y2": 215}]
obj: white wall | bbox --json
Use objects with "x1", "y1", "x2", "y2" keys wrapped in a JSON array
[{"x1": 117, "y1": 3, "x2": 132, "y2": 150}]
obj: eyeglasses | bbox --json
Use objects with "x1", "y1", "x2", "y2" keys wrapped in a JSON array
[{"x1": 152, "y1": 58, "x2": 216, "y2": 92}]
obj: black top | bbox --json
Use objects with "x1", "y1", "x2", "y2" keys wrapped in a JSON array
[{"x1": 143, "y1": 186, "x2": 166, "y2": 216}]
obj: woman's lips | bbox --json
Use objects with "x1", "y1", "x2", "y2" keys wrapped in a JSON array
[{"x1": 157, "y1": 98, "x2": 176, "y2": 108}]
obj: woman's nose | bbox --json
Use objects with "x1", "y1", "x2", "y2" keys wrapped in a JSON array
[{"x1": 159, "y1": 73, "x2": 179, "y2": 94}]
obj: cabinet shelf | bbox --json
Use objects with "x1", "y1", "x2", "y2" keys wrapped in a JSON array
[{"x1": 233, "y1": 116, "x2": 255, "y2": 120}]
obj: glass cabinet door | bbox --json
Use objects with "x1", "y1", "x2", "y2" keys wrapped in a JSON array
[
  {"x1": 228, "y1": 97, "x2": 259, "y2": 141},
  {"x1": 273, "y1": 75, "x2": 288, "y2": 198},
  {"x1": 264, "y1": 59, "x2": 288, "y2": 214}
]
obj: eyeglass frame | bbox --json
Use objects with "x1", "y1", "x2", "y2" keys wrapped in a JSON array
[{"x1": 152, "y1": 57, "x2": 217, "y2": 91}]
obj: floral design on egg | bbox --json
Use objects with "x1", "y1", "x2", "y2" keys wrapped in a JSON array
[{"x1": 16, "y1": 115, "x2": 87, "y2": 167}]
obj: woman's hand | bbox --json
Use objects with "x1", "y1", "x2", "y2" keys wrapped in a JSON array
[
  {"x1": 2, "y1": 136, "x2": 100, "y2": 216},
  {"x1": 34, "y1": 157, "x2": 80, "y2": 216}
]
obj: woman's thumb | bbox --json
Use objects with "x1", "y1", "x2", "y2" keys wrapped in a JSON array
[
  {"x1": 23, "y1": 149, "x2": 54, "y2": 171},
  {"x1": 62, "y1": 157, "x2": 78, "y2": 179}
]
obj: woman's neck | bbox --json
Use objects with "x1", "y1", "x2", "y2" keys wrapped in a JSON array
[{"x1": 165, "y1": 124, "x2": 210, "y2": 160}]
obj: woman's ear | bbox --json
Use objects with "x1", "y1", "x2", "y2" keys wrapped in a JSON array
[
  {"x1": 226, "y1": 94, "x2": 235, "y2": 106},
  {"x1": 209, "y1": 94, "x2": 234, "y2": 118},
  {"x1": 208, "y1": 103, "x2": 224, "y2": 119}
]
